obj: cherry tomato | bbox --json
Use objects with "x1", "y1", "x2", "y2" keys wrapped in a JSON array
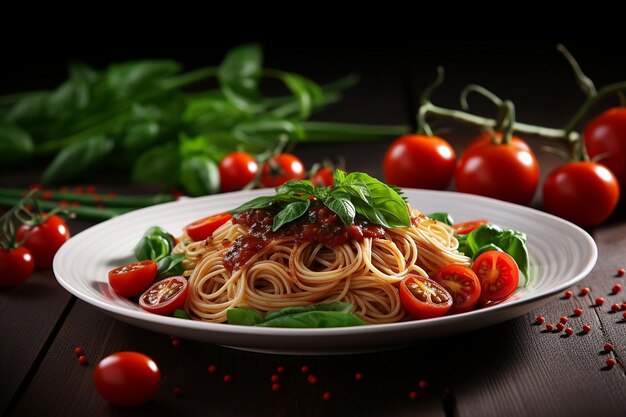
[
  {"x1": 93, "y1": 352, "x2": 161, "y2": 406},
  {"x1": 453, "y1": 219, "x2": 488, "y2": 235},
  {"x1": 584, "y1": 108, "x2": 626, "y2": 192},
  {"x1": 310, "y1": 167, "x2": 334, "y2": 187},
  {"x1": 472, "y1": 251, "x2": 519, "y2": 303},
  {"x1": 456, "y1": 133, "x2": 539, "y2": 205},
  {"x1": 383, "y1": 134, "x2": 456, "y2": 190},
  {"x1": 16, "y1": 214, "x2": 70, "y2": 268},
  {"x1": 432, "y1": 264, "x2": 481, "y2": 314},
  {"x1": 260, "y1": 153, "x2": 306, "y2": 187},
  {"x1": 542, "y1": 161, "x2": 619, "y2": 227},
  {"x1": 108, "y1": 260, "x2": 158, "y2": 297},
  {"x1": 139, "y1": 276, "x2": 189, "y2": 315},
  {"x1": 218, "y1": 151, "x2": 259, "y2": 193},
  {"x1": 0, "y1": 246, "x2": 34, "y2": 287},
  {"x1": 399, "y1": 275, "x2": 452, "y2": 319},
  {"x1": 184, "y1": 212, "x2": 232, "y2": 241}
]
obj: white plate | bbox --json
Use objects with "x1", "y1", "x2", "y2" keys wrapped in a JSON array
[{"x1": 53, "y1": 189, "x2": 597, "y2": 354}]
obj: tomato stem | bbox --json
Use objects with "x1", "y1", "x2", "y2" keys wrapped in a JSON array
[{"x1": 417, "y1": 67, "x2": 445, "y2": 135}]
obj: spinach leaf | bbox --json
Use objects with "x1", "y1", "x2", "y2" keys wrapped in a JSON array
[
  {"x1": 272, "y1": 200, "x2": 311, "y2": 231},
  {"x1": 132, "y1": 143, "x2": 181, "y2": 186},
  {"x1": 227, "y1": 307, "x2": 265, "y2": 326},
  {"x1": 428, "y1": 212, "x2": 455, "y2": 226},
  {"x1": 0, "y1": 122, "x2": 33, "y2": 164},
  {"x1": 157, "y1": 253, "x2": 185, "y2": 278},
  {"x1": 218, "y1": 44, "x2": 262, "y2": 111},
  {"x1": 258, "y1": 311, "x2": 365, "y2": 328},
  {"x1": 179, "y1": 156, "x2": 220, "y2": 196},
  {"x1": 42, "y1": 135, "x2": 114, "y2": 184},
  {"x1": 134, "y1": 235, "x2": 171, "y2": 261}
]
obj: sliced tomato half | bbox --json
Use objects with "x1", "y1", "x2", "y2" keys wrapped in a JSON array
[
  {"x1": 108, "y1": 260, "x2": 157, "y2": 297},
  {"x1": 184, "y1": 212, "x2": 232, "y2": 241},
  {"x1": 139, "y1": 276, "x2": 189, "y2": 316},
  {"x1": 432, "y1": 264, "x2": 481, "y2": 314},
  {"x1": 472, "y1": 251, "x2": 519, "y2": 303},
  {"x1": 399, "y1": 275, "x2": 452, "y2": 319}
]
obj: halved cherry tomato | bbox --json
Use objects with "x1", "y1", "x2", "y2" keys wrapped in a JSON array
[
  {"x1": 108, "y1": 260, "x2": 157, "y2": 297},
  {"x1": 260, "y1": 153, "x2": 306, "y2": 187},
  {"x1": 94, "y1": 351, "x2": 161, "y2": 406},
  {"x1": 184, "y1": 212, "x2": 232, "y2": 241},
  {"x1": 453, "y1": 219, "x2": 488, "y2": 235},
  {"x1": 432, "y1": 265, "x2": 481, "y2": 314},
  {"x1": 399, "y1": 275, "x2": 452, "y2": 319},
  {"x1": 139, "y1": 276, "x2": 189, "y2": 316},
  {"x1": 472, "y1": 251, "x2": 519, "y2": 303},
  {"x1": 310, "y1": 166, "x2": 334, "y2": 187}
]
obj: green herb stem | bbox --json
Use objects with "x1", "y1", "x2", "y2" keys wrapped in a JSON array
[
  {"x1": 0, "y1": 196, "x2": 129, "y2": 221},
  {"x1": 0, "y1": 188, "x2": 174, "y2": 208},
  {"x1": 300, "y1": 121, "x2": 410, "y2": 141}
]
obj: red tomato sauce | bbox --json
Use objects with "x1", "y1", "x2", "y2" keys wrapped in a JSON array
[{"x1": 223, "y1": 203, "x2": 385, "y2": 272}]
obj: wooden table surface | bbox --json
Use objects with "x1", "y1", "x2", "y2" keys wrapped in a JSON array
[{"x1": 2, "y1": 44, "x2": 626, "y2": 417}]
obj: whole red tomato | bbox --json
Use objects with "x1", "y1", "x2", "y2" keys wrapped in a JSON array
[
  {"x1": 0, "y1": 246, "x2": 34, "y2": 287},
  {"x1": 584, "y1": 108, "x2": 626, "y2": 193},
  {"x1": 219, "y1": 151, "x2": 258, "y2": 192},
  {"x1": 383, "y1": 134, "x2": 456, "y2": 190},
  {"x1": 543, "y1": 161, "x2": 619, "y2": 226},
  {"x1": 260, "y1": 153, "x2": 305, "y2": 187},
  {"x1": 456, "y1": 133, "x2": 539, "y2": 205},
  {"x1": 16, "y1": 214, "x2": 70, "y2": 268}
]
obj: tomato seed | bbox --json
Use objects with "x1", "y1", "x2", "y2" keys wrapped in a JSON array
[
  {"x1": 535, "y1": 316, "x2": 545, "y2": 325},
  {"x1": 606, "y1": 358, "x2": 616, "y2": 369},
  {"x1": 418, "y1": 379, "x2": 428, "y2": 389},
  {"x1": 556, "y1": 322, "x2": 565, "y2": 331},
  {"x1": 73, "y1": 347, "x2": 84, "y2": 357},
  {"x1": 617, "y1": 268, "x2": 625, "y2": 277},
  {"x1": 560, "y1": 316, "x2": 568, "y2": 324},
  {"x1": 612, "y1": 284, "x2": 622, "y2": 294},
  {"x1": 223, "y1": 374, "x2": 233, "y2": 383},
  {"x1": 307, "y1": 375, "x2": 318, "y2": 385},
  {"x1": 301, "y1": 365, "x2": 310, "y2": 373},
  {"x1": 271, "y1": 374, "x2": 280, "y2": 383},
  {"x1": 580, "y1": 287, "x2": 590, "y2": 296},
  {"x1": 604, "y1": 343, "x2": 614, "y2": 352},
  {"x1": 565, "y1": 328, "x2": 574, "y2": 336},
  {"x1": 595, "y1": 297, "x2": 605, "y2": 306},
  {"x1": 574, "y1": 308, "x2": 584, "y2": 316},
  {"x1": 272, "y1": 383, "x2": 281, "y2": 392},
  {"x1": 564, "y1": 290, "x2": 573, "y2": 299},
  {"x1": 582, "y1": 324, "x2": 591, "y2": 333},
  {"x1": 78, "y1": 355, "x2": 88, "y2": 365},
  {"x1": 355, "y1": 372, "x2": 364, "y2": 381},
  {"x1": 208, "y1": 364, "x2": 217, "y2": 373},
  {"x1": 173, "y1": 387, "x2": 183, "y2": 397},
  {"x1": 276, "y1": 366, "x2": 285, "y2": 374},
  {"x1": 612, "y1": 304, "x2": 621, "y2": 312},
  {"x1": 408, "y1": 391, "x2": 419, "y2": 400},
  {"x1": 322, "y1": 392, "x2": 333, "y2": 401},
  {"x1": 546, "y1": 324, "x2": 554, "y2": 331}
]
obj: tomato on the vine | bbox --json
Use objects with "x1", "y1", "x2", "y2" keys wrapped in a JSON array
[
  {"x1": 432, "y1": 264, "x2": 481, "y2": 314},
  {"x1": 472, "y1": 251, "x2": 519, "y2": 303},
  {"x1": 383, "y1": 134, "x2": 456, "y2": 190},
  {"x1": 456, "y1": 133, "x2": 539, "y2": 205},
  {"x1": 94, "y1": 352, "x2": 161, "y2": 406},
  {"x1": 0, "y1": 246, "x2": 34, "y2": 287},
  {"x1": 543, "y1": 161, "x2": 619, "y2": 227},
  {"x1": 584, "y1": 108, "x2": 626, "y2": 192},
  {"x1": 310, "y1": 167, "x2": 334, "y2": 187},
  {"x1": 399, "y1": 275, "x2": 452, "y2": 319},
  {"x1": 108, "y1": 260, "x2": 158, "y2": 297},
  {"x1": 260, "y1": 153, "x2": 306, "y2": 187},
  {"x1": 219, "y1": 151, "x2": 258, "y2": 193},
  {"x1": 139, "y1": 276, "x2": 189, "y2": 316},
  {"x1": 16, "y1": 214, "x2": 70, "y2": 268}
]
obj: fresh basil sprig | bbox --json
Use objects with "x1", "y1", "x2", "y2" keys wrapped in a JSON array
[{"x1": 229, "y1": 170, "x2": 411, "y2": 231}]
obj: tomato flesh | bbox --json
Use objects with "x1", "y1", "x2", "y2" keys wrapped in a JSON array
[
  {"x1": 16, "y1": 214, "x2": 70, "y2": 268},
  {"x1": 453, "y1": 219, "x2": 488, "y2": 235},
  {"x1": 93, "y1": 352, "x2": 161, "y2": 406},
  {"x1": 184, "y1": 212, "x2": 232, "y2": 241},
  {"x1": 0, "y1": 246, "x2": 34, "y2": 287},
  {"x1": 108, "y1": 260, "x2": 157, "y2": 297},
  {"x1": 433, "y1": 264, "x2": 481, "y2": 314},
  {"x1": 399, "y1": 275, "x2": 452, "y2": 319},
  {"x1": 139, "y1": 276, "x2": 189, "y2": 315},
  {"x1": 472, "y1": 251, "x2": 518, "y2": 303}
]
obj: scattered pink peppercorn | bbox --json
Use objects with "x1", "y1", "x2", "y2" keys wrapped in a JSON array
[
  {"x1": 355, "y1": 372, "x2": 364, "y2": 381},
  {"x1": 271, "y1": 374, "x2": 280, "y2": 383},
  {"x1": 408, "y1": 391, "x2": 418, "y2": 400},
  {"x1": 322, "y1": 392, "x2": 333, "y2": 401},
  {"x1": 623, "y1": 311, "x2": 626, "y2": 320},
  {"x1": 272, "y1": 383, "x2": 281, "y2": 392},
  {"x1": 307, "y1": 375, "x2": 318, "y2": 385},
  {"x1": 611, "y1": 304, "x2": 621, "y2": 312},
  {"x1": 223, "y1": 374, "x2": 233, "y2": 383},
  {"x1": 276, "y1": 366, "x2": 285, "y2": 374},
  {"x1": 582, "y1": 324, "x2": 591, "y2": 333},
  {"x1": 612, "y1": 284, "x2": 622, "y2": 294},
  {"x1": 418, "y1": 379, "x2": 428, "y2": 389},
  {"x1": 208, "y1": 364, "x2": 217, "y2": 373},
  {"x1": 535, "y1": 316, "x2": 545, "y2": 325},
  {"x1": 301, "y1": 365, "x2": 310, "y2": 373},
  {"x1": 556, "y1": 322, "x2": 565, "y2": 331},
  {"x1": 617, "y1": 268, "x2": 625, "y2": 277},
  {"x1": 565, "y1": 328, "x2": 574, "y2": 336},
  {"x1": 171, "y1": 338, "x2": 181, "y2": 348},
  {"x1": 595, "y1": 297, "x2": 605, "y2": 306},
  {"x1": 78, "y1": 355, "x2": 88, "y2": 365},
  {"x1": 604, "y1": 343, "x2": 614, "y2": 352},
  {"x1": 574, "y1": 308, "x2": 584, "y2": 316},
  {"x1": 606, "y1": 358, "x2": 616, "y2": 369},
  {"x1": 564, "y1": 290, "x2": 573, "y2": 299},
  {"x1": 546, "y1": 324, "x2": 554, "y2": 331},
  {"x1": 580, "y1": 287, "x2": 590, "y2": 296},
  {"x1": 73, "y1": 347, "x2": 84, "y2": 357},
  {"x1": 559, "y1": 316, "x2": 568, "y2": 324}
]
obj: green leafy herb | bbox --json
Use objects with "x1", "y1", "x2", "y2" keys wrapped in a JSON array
[
  {"x1": 157, "y1": 253, "x2": 186, "y2": 278},
  {"x1": 428, "y1": 212, "x2": 455, "y2": 226},
  {"x1": 42, "y1": 135, "x2": 114, "y2": 185},
  {"x1": 226, "y1": 302, "x2": 364, "y2": 328},
  {"x1": 179, "y1": 156, "x2": 220, "y2": 196},
  {"x1": 226, "y1": 307, "x2": 265, "y2": 326},
  {"x1": 0, "y1": 122, "x2": 33, "y2": 165},
  {"x1": 273, "y1": 200, "x2": 311, "y2": 231},
  {"x1": 134, "y1": 226, "x2": 175, "y2": 261},
  {"x1": 173, "y1": 309, "x2": 190, "y2": 319}
]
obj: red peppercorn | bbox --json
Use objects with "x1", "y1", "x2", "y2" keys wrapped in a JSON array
[
  {"x1": 606, "y1": 358, "x2": 616, "y2": 368},
  {"x1": 595, "y1": 297, "x2": 605, "y2": 306},
  {"x1": 355, "y1": 372, "x2": 364, "y2": 381},
  {"x1": 301, "y1": 365, "x2": 310, "y2": 373},
  {"x1": 307, "y1": 375, "x2": 318, "y2": 385},
  {"x1": 617, "y1": 268, "x2": 625, "y2": 277},
  {"x1": 546, "y1": 324, "x2": 554, "y2": 331},
  {"x1": 86, "y1": 185, "x2": 97, "y2": 194},
  {"x1": 223, "y1": 374, "x2": 233, "y2": 383},
  {"x1": 171, "y1": 338, "x2": 180, "y2": 347},
  {"x1": 272, "y1": 383, "x2": 281, "y2": 392},
  {"x1": 611, "y1": 304, "x2": 621, "y2": 312},
  {"x1": 622, "y1": 303, "x2": 626, "y2": 311},
  {"x1": 582, "y1": 324, "x2": 591, "y2": 333},
  {"x1": 564, "y1": 290, "x2": 573, "y2": 299},
  {"x1": 322, "y1": 392, "x2": 333, "y2": 401},
  {"x1": 73, "y1": 347, "x2": 84, "y2": 357},
  {"x1": 559, "y1": 316, "x2": 568, "y2": 324},
  {"x1": 604, "y1": 343, "x2": 614, "y2": 352},
  {"x1": 408, "y1": 391, "x2": 419, "y2": 400},
  {"x1": 276, "y1": 366, "x2": 285, "y2": 374},
  {"x1": 418, "y1": 379, "x2": 428, "y2": 389},
  {"x1": 208, "y1": 364, "x2": 217, "y2": 373},
  {"x1": 173, "y1": 387, "x2": 183, "y2": 397},
  {"x1": 612, "y1": 284, "x2": 622, "y2": 294},
  {"x1": 565, "y1": 328, "x2": 574, "y2": 336},
  {"x1": 78, "y1": 355, "x2": 88, "y2": 365},
  {"x1": 623, "y1": 311, "x2": 626, "y2": 320},
  {"x1": 271, "y1": 374, "x2": 280, "y2": 383},
  {"x1": 574, "y1": 308, "x2": 583, "y2": 316},
  {"x1": 556, "y1": 322, "x2": 565, "y2": 331},
  {"x1": 580, "y1": 287, "x2": 590, "y2": 296},
  {"x1": 535, "y1": 316, "x2": 545, "y2": 325}
]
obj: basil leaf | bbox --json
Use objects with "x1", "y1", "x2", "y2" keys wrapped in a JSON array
[
  {"x1": 229, "y1": 196, "x2": 276, "y2": 213},
  {"x1": 157, "y1": 254, "x2": 185, "y2": 278},
  {"x1": 143, "y1": 226, "x2": 176, "y2": 251},
  {"x1": 179, "y1": 156, "x2": 220, "y2": 196},
  {"x1": 0, "y1": 122, "x2": 33, "y2": 165},
  {"x1": 495, "y1": 231, "x2": 529, "y2": 283},
  {"x1": 132, "y1": 143, "x2": 181, "y2": 186},
  {"x1": 264, "y1": 301, "x2": 353, "y2": 321},
  {"x1": 106, "y1": 60, "x2": 180, "y2": 97},
  {"x1": 134, "y1": 235, "x2": 171, "y2": 261},
  {"x1": 456, "y1": 234, "x2": 470, "y2": 256},
  {"x1": 275, "y1": 180, "x2": 315, "y2": 196},
  {"x1": 218, "y1": 44, "x2": 262, "y2": 111},
  {"x1": 258, "y1": 311, "x2": 365, "y2": 328},
  {"x1": 227, "y1": 307, "x2": 265, "y2": 326},
  {"x1": 324, "y1": 192, "x2": 356, "y2": 226},
  {"x1": 281, "y1": 72, "x2": 323, "y2": 118},
  {"x1": 233, "y1": 118, "x2": 305, "y2": 146},
  {"x1": 466, "y1": 224, "x2": 503, "y2": 256},
  {"x1": 472, "y1": 244, "x2": 503, "y2": 261},
  {"x1": 174, "y1": 309, "x2": 190, "y2": 319},
  {"x1": 272, "y1": 200, "x2": 310, "y2": 231},
  {"x1": 5, "y1": 92, "x2": 50, "y2": 126},
  {"x1": 428, "y1": 212, "x2": 455, "y2": 226},
  {"x1": 42, "y1": 135, "x2": 114, "y2": 185},
  {"x1": 333, "y1": 169, "x2": 347, "y2": 186}
]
